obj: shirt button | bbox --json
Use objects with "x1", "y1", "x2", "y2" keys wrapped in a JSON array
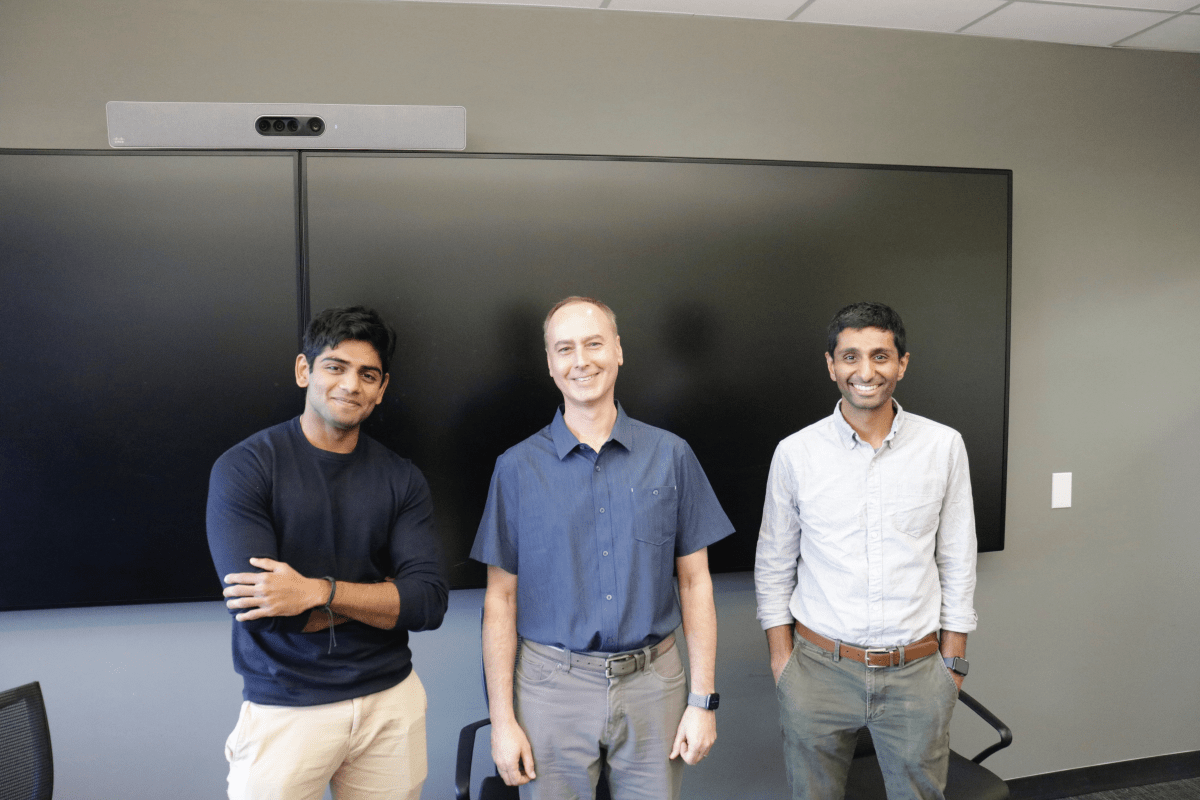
[
  {"x1": 653, "y1": 489, "x2": 659, "y2": 495},
  {"x1": 606, "y1": 595, "x2": 613, "y2": 600},
  {"x1": 595, "y1": 465, "x2": 601, "y2": 472},
  {"x1": 602, "y1": 551, "x2": 609, "y2": 556},
  {"x1": 599, "y1": 508, "x2": 605, "y2": 513}
]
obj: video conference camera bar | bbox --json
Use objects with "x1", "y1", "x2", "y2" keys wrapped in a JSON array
[{"x1": 106, "y1": 102, "x2": 466, "y2": 150}]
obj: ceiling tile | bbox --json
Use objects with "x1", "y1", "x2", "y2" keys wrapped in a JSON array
[
  {"x1": 1116, "y1": 12, "x2": 1200, "y2": 50},
  {"x1": 795, "y1": 0, "x2": 1008, "y2": 34},
  {"x1": 964, "y1": 2, "x2": 1173, "y2": 46},
  {"x1": 412, "y1": 0, "x2": 600, "y2": 7},
  {"x1": 606, "y1": 0, "x2": 802, "y2": 20},
  {"x1": 396, "y1": 0, "x2": 1200, "y2": 53},
  {"x1": 1043, "y1": 0, "x2": 1199, "y2": 11}
]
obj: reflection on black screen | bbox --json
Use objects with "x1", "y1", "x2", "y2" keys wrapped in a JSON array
[{"x1": 306, "y1": 155, "x2": 1010, "y2": 588}]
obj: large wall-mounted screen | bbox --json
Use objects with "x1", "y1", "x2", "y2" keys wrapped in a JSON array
[
  {"x1": 0, "y1": 151, "x2": 300, "y2": 610},
  {"x1": 305, "y1": 154, "x2": 1011, "y2": 588},
  {"x1": 0, "y1": 150, "x2": 1009, "y2": 609}
]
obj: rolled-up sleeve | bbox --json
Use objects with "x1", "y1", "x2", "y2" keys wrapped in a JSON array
[
  {"x1": 206, "y1": 448, "x2": 308, "y2": 634},
  {"x1": 390, "y1": 471, "x2": 448, "y2": 632},
  {"x1": 935, "y1": 435, "x2": 978, "y2": 634},
  {"x1": 754, "y1": 444, "x2": 802, "y2": 631}
]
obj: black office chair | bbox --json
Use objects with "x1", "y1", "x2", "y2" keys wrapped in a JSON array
[
  {"x1": 456, "y1": 607, "x2": 612, "y2": 800},
  {"x1": 0, "y1": 682, "x2": 53, "y2": 800},
  {"x1": 454, "y1": 717, "x2": 613, "y2": 800},
  {"x1": 454, "y1": 718, "x2": 517, "y2": 800},
  {"x1": 844, "y1": 689, "x2": 1012, "y2": 800}
]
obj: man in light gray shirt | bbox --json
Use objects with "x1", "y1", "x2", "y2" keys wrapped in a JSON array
[{"x1": 754, "y1": 302, "x2": 977, "y2": 800}]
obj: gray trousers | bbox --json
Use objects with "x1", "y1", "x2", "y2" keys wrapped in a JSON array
[
  {"x1": 514, "y1": 639, "x2": 688, "y2": 800},
  {"x1": 776, "y1": 631, "x2": 960, "y2": 800}
]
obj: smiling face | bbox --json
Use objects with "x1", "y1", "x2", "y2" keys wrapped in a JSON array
[
  {"x1": 296, "y1": 339, "x2": 390, "y2": 442},
  {"x1": 545, "y1": 301, "x2": 623, "y2": 412},
  {"x1": 825, "y1": 326, "x2": 909, "y2": 415}
]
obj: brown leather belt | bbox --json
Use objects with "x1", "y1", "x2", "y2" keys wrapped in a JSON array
[{"x1": 794, "y1": 621, "x2": 939, "y2": 668}]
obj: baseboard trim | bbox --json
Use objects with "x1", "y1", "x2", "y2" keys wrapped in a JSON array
[{"x1": 1008, "y1": 751, "x2": 1200, "y2": 800}]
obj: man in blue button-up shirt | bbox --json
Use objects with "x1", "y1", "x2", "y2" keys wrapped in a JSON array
[{"x1": 471, "y1": 296, "x2": 734, "y2": 800}]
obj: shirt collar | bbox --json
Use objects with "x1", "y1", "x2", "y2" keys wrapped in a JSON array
[
  {"x1": 831, "y1": 399, "x2": 906, "y2": 449},
  {"x1": 550, "y1": 401, "x2": 632, "y2": 460}
]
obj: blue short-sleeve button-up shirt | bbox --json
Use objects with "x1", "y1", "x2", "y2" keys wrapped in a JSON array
[{"x1": 471, "y1": 404, "x2": 734, "y2": 653}]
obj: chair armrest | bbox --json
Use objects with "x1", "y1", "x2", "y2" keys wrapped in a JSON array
[
  {"x1": 957, "y1": 690, "x2": 1013, "y2": 764},
  {"x1": 456, "y1": 718, "x2": 493, "y2": 800}
]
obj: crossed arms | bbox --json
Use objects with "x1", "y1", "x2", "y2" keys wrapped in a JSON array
[{"x1": 222, "y1": 558, "x2": 401, "y2": 630}]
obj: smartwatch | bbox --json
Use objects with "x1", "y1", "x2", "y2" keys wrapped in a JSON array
[
  {"x1": 687, "y1": 692, "x2": 720, "y2": 711},
  {"x1": 942, "y1": 656, "x2": 969, "y2": 677}
]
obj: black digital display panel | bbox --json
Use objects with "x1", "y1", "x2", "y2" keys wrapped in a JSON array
[
  {"x1": 0, "y1": 151, "x2": 299, "y2": 610},
  {"x1": 0, "y1": 150, "x2": 1008, "y2": 609},
  {"x1": 304, "y1": 154, "x2": 1010, "y2": 588}
]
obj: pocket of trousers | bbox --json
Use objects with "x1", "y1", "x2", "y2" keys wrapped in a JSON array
[
  {"x1": 649, "y1": 646, "x2": 686, "y2": 683},
  {"x1": 515, "y1": 652, "x2": 560, "y2": 686},
  {"x1": 225, "y1": 701, "x2": 252, "y2": 763},
  {"x1": 775, "y1": 642, "x2": 802, "y2": 689}
]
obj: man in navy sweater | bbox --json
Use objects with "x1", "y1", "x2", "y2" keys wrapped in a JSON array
[{"x1": 207, "y1": 306, "x2": 447, "y2": 800}]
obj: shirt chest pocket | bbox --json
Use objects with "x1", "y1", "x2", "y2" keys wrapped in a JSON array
[
  {"x1": 892, "y1": 496, "x2": 942, "y2": 538},
  {"x1": 632, "y1": 485, "x2": 678, "y2": 547}
]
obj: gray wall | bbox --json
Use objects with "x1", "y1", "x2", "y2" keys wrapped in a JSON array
[{"x1": 2, "y1": 2, "x2": 1199, "y2": 797}]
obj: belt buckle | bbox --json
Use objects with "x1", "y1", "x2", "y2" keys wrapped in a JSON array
[
  {"x1": 863, "y1": 647, "x2": 896, "y2": 669},
  {"x1": 604, "y1": 652, "x2": 641, "y2": 678}
]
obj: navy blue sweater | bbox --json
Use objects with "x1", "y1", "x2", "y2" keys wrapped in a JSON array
[{"x1": 206, "y1": 417, "x2": 448, "y2": 706}]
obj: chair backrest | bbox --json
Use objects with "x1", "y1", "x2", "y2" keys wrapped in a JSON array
[
  {"x1": 853, "y1": 725, "x2": 876, "y2": 759},
  {"x1": 0, "y1": 682, "x2": 53, "y2": 800}
]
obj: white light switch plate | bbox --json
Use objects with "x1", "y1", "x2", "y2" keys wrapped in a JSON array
[{"x1": 1052, "y1": 473, "x2": 1072, "y2": 508}]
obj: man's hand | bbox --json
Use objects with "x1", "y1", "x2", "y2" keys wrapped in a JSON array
[
  {"x1": 940, "y1": 630, "x2": 968, "y2": 693},
  {"x1": 765, "y1": 624, "x2": 795, "y2": 685},
  {"x1": 770, "y1": 645, "x2": 793, "y2": 685},
  {"x1": 491, "y1": 717, "x2": 537, "y2": 786},
  {"x1": 670, "y1": 706, "x2": 716, "y2": 765},
  {"x1": 223, "y1": 557, "x2": 325, "y2": 621}
]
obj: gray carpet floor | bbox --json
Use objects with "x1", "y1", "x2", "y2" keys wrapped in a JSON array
[{"x1": 1069, "y1": 779, "x2": 1200, "y2": 800}]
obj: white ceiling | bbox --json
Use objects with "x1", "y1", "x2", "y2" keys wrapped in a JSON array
[{"x1": 407, "y1": 0, "x2": 1200, "y2": 52}]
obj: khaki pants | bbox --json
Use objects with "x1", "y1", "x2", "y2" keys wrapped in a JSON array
[
  {"x1": 514, "y1": 639, "x2": 688, "y2": 800},
  {"x1": 225, "y1": 671, "x2": 427, "y2": 800},
  {"x1": 776, "y1": 633, "x2": 959, "y2": 800}
]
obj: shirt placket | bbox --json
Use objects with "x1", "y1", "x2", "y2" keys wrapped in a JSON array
[
  {"x1": 591, "y1": 447, "x2": 620, "y2": 650},
  {"x1": 864, "y1": 444, "x2": 885, "y2": 644}
]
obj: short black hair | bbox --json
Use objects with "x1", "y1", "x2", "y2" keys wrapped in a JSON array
[
  {"x1": 826, "y1": 302, "x2": 907, "y2": 358},
  {"x1": 302, "y1": 306, "x2": 397, "y2": 375}
]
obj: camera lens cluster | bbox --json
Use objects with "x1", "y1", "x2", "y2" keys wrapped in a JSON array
[{"x1": 255, "y1": 117, "x2": 325, "y2": 137}]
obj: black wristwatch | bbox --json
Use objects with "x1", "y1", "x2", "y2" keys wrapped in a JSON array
[
  {"x1": 942, "y1": 656, "x2": 969, "y2": 677},
  {"x1": 687, "y1": 692, "x2": 720, "y2": 711}
]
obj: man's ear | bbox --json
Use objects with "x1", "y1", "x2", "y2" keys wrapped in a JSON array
[
  {"x1": 295, "y1": 354, "x2": 310, "y2": 388},
  {"x1": 897, "y1": 351, "x2": 910, "y2": 382},
  {"x1": 373, "y1": 373, "x2": 390, "y2": 406},
  {"x1": 825, "y1": 351, "x2": 837, "y2": 382}
]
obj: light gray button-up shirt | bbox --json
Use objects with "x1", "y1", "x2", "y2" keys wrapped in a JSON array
[{"x1": 754, "y1": 401, "x2": 977, "y2": 646}]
